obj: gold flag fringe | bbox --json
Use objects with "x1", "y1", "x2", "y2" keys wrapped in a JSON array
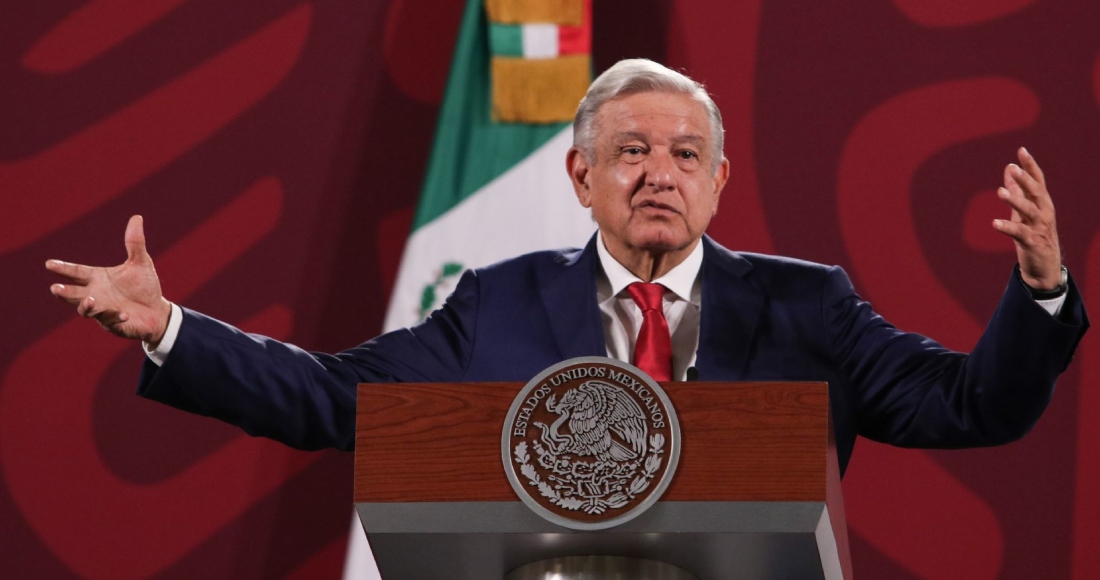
[
  {"x1": 491, "y1": 55, "x2": 590, "y2": 123},
  {"x1": 484, "y1": 0, "x2": 584, "y2": 25}
]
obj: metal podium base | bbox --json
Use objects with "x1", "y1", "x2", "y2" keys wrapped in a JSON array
[
  {"x1": 506, "y1": 556, "x2": 699, "y2": 580},
  {"x1": 361, "y1": 500, "x2": 844, "y2": 579}
]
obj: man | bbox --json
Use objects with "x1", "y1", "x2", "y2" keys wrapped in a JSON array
[{"x1": 46, "y1": 59, "x2": 1088, "y2": 474}]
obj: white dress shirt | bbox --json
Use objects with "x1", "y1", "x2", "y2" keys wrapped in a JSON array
[
  {"x1": 595, "y1": 232, "x2": 703, "y2": 381},
  {"x1": 145, "y1": 302, "x2": 182, "y2": 366}
]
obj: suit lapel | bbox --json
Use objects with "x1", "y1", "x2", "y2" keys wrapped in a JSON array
[
  {"x1": 537, "y1": 234, "x2": 607, "y2": 361},
  {"x1": 535, "y1": 234, "x2": 763, "y2": 375},
  {"x1": 695, "y1": 236, "x2": 763, "y2": 381}
]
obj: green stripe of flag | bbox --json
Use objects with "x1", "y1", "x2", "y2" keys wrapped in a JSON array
[
  {"x1": 412, "y1": 0, "x2": 568, "y2": 230},
  {"x1": 488, "y1": 23, "x2": 523, "y2": 57}
]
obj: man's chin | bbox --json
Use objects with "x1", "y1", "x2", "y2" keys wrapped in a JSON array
[{"x1": 628, "y1": 232, "x2": 695, "y2": 254}]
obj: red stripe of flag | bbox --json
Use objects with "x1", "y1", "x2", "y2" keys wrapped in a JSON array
[{"x1": 558, "y1": 0, "x2": 591, "y2": 55}]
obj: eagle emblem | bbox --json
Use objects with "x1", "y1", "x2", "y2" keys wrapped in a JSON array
[
  {"x1": 535, "y1": 380, "x2": 647, "y2": 462},
  {"x1": 503, "y1": 358, "x2": 680, "y2": 530}
]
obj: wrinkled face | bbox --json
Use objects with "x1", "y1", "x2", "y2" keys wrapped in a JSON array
[{"x1": 568, "y1": 91, "x2": 729, "y2": 258}]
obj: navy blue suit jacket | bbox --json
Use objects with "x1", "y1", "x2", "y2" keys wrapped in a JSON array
[{"x1": 139, "y1": 235, "x2": 1088, "y2": 474}]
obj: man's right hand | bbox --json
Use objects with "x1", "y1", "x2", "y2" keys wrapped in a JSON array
[{"x1": 46, "y1": 215, "x2": 173, "y2": 346}]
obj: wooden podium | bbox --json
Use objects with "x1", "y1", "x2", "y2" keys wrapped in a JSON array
[{"x1": 355, "y1": 381, "x2": 851, "y2": 579}]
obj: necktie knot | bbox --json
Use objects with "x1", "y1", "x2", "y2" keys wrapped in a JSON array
[{"x1": 627, "y1": 282, "x2": 666, "y2": 312}]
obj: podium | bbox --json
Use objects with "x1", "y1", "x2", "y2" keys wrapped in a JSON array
[{"x1": 355, "y1": 380, "x2": 851, "y2": 579}]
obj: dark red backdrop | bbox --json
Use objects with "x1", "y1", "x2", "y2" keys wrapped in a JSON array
[{"x1": 2, "y1": 1, "x2": 1097, "y2": 578}]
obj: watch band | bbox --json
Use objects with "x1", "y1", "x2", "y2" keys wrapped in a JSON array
[{"x1": 1025, "y1": 265, "x2": 1069, "y2": 300}]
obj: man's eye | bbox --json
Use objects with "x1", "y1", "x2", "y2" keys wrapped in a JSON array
[
  {"x1": 677, "y1": 150, "x2": 698, "y2": 160},
  {"x1": 623, "y1": 147, "x2": 644, "y2": 155}
]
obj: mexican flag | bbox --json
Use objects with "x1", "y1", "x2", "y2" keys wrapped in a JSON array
[{"x1": 343, "y1": 0, "x2": 596, "y2": 577}]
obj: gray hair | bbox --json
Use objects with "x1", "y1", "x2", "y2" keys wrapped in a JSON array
[{"x1": 573, "y1": 59, "x2": 725, "y2": 171}]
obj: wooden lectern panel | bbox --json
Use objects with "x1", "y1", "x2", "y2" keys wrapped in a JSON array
[{"x1": 355, "y1": 381, "x2": 829, "y2": 503}]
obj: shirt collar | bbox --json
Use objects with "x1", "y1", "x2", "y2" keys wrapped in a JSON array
[{"x1": 595, "y1": 231, "x2": 703, "y2": 303}]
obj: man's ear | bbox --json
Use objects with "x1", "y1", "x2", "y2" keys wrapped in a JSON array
[
  {"x1": 710, "y1": 156, "x2": 731, "y2": 216},
  {"x1": 566, "y1": 147, "x2": 593, "y2": 208}
]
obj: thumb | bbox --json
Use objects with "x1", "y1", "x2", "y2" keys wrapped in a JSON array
[{"x1": 123, "y1": 215, "x2": 151, "y2": 263}]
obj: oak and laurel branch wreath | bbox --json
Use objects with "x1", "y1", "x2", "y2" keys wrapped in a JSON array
[{"x1": 513, "y1": 433, "x2": 666, "y2": 515}]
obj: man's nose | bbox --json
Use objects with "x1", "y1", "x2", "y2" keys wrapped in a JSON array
[{"x1": 644, "y1": 154, "x2": 675, "y2": 191}]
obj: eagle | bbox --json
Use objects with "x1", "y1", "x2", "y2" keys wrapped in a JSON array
[{"x1": 535, "y1": 380, "x2": 647, "y2": 462}]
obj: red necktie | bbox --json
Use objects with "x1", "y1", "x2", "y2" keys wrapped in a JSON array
[{"x1": 626, "y1": 282, "x2": 672, "y2": 381}]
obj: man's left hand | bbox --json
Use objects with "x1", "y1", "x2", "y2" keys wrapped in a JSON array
[{"x1": 993, "y1": 147, "x2": 1063, "y2": 290}]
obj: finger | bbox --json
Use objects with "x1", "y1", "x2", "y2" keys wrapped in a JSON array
[
  {"x1": 1016, "y1": 147, "x2": 1051, "y2": 213},
  {"x1": 1016, "y1": 149, "x2": 1054, "y2": 213},
  {"x1": 44, "y1": 259, "x2": 94, "y2": 284},
  {"x1": 77, "y1": 297, "x2": 132, "y2": 331},
  {"x1": 1003, "y1": 163, "x2": 1050, "y2": 218},
  {"x1": 997, "y1": 186, "x2": 1041, "y2": 223},
  {"x1": 992, "y1": 218, "x2": 1051, "y2": 252},
  {"x1": 1003, "y1": 162, "x2": 1027, "y2": 198},
  {"x1": 50, "y1": 283, "x2": 89, "y2": 305},
  {"x1": 98, "y1": 310, "x2": 130, "y2": 329},
  {"x1": 1008, "y1": 163, "x2": 1046, "y2": 206},
  {"x1": 124, "y1": 215, "x2": 151, "y2": 264},
  {"x1": 992, "y1": 218, "x2": 1032, "y2": 246},
  {"x1": 1017, "y1": 147, "x2": 1046, "y2": 187},
  {"x1": 76, "y1": 295, "x2": 98, "y2": 318}
]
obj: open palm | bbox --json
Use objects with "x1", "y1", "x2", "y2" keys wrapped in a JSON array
[{"x1": 47, "y1": 215, "x2": 172, "y2": 345}]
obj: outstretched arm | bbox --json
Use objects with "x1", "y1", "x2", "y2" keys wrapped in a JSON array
[
  {"x1": 44, "y1": 214, "x2": 485, "y2": 450},
  {"x1": 46, "y1": 215, "x2": 172, "y2": 346},
  {"x1": 844, "y1": 148, "x2": 1087, "y2": 447}
]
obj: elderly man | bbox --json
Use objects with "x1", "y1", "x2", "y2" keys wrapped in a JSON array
[{"x1": 46, "y1": 59, "x2": 1088, "y2": 474}]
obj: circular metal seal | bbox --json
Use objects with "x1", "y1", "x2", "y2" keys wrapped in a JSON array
[{"x1": 502, "y1": 357, "x2": 681, "y2": 530}]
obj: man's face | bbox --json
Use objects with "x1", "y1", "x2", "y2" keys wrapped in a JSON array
[{"x1": 568, "y1": 91, "x2": 729, "y2": 261}]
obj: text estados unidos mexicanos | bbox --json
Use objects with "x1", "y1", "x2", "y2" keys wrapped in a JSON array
[{"x1": 512, "y1": 366, "x2": 666, "y2": 437}]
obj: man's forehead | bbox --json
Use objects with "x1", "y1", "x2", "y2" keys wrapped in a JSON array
[
  {"x1": 600, "y1": 91, "x2": 707, "y2": 117},
  {"x1": 596, "y1": 92, "x2": 712, "y2": 141}
]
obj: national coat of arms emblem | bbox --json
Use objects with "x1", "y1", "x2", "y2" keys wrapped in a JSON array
[{"x1": 502, "y1": 357, "x2": 681, "y2": 530}]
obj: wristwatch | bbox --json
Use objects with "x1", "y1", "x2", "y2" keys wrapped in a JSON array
[{"x1": 1024, "y1": 265, "x2": 1069, "y2": 300}]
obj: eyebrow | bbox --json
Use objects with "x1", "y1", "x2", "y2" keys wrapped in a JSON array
[
  {"x1": 672, "y1": 135, "x2": 706, "y2": 147},
  {"x1": 613, "y1": 131, "x2": 707, "y2": 146}
]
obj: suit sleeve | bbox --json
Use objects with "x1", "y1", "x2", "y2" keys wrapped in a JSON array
[
  {"x1": 826, "y1": 266, "x2": 1089, "y2": 448},
  {"x1": 137, "y1": 269, "x2": 483, "y2": 451}
]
